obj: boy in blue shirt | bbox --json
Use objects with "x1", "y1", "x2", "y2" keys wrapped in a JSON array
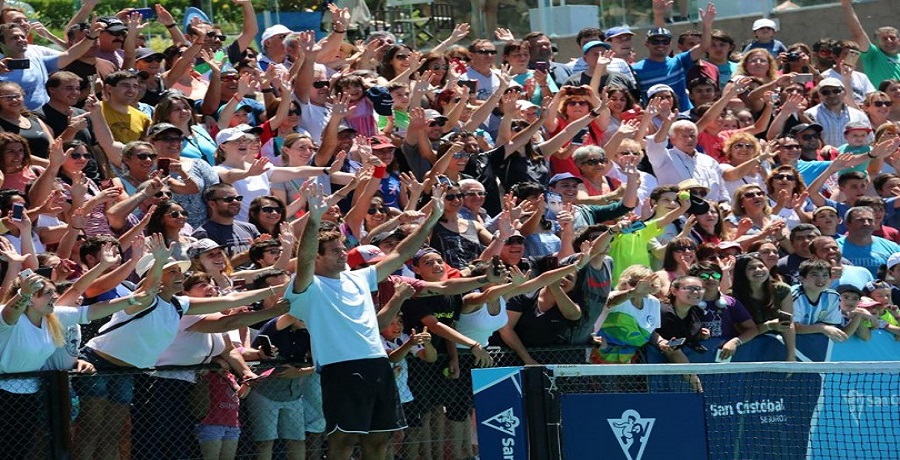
[{"x1": 792, "y1": 259, "x2": 848, "y2": 342}]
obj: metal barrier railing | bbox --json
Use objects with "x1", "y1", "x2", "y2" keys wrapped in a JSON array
[{"x1": 0, "y1": 346, "x2": 593, "y2": 460}]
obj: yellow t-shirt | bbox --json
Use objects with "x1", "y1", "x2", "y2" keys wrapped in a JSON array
[
  {"x1": 101, "y1": 102, "x2": 150, "y2": 144},
  {"x1": 608, "y1": 220, "x2": 663, "y2": 285}
]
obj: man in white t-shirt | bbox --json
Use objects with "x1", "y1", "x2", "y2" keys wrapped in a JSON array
[{"x1": 285, "y1": 183, "x2": 481, "y2": 460}]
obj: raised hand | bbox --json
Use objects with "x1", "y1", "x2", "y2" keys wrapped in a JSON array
[
  {"x1": 0, "y1": 237, "x2": 27, "y2": 264},
  {"x1": 449, "y1": 23, "x2": 470, "y2": 42},
  {"x1": 494, "y1": 27, "x2": 514, "y2": 42},
  {"x1": 699, "y1": 2, "x2": 717, "y2": 27},
  {"x1": 99, "y1": 242, "x2": 122, "y2": 266},
  {"x1": 301, "y1": 180, "x2": 328, "y2": 219},
  {"x1": 429, "y1": 183, "x2": 446, "y2": 217},
  {"x1": 393, "y1": 279, "x2": 415, "y2": 301}
]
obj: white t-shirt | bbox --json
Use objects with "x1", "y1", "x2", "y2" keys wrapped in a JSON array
[
  {"x1": 455, "y1": 297, "x2": 509, "y2": 348},
  {"x1": 284, "y1": 266, "x2": 387, "y2": 366},
  {"x1": 42, "y1": 306, "x2": 89, "y2": 372},
  {"x1": 86, "y1": 295, "x2": 191, "y2": 368},
  {"x1": 0, "y1": 307, "x2": 84, "y2": 393},
  {"x1": 156, "y1": 315, "x2": 227, "y2": 382},
  {"x1": 297, "y1": 99, "x2": 331, "y2": 144},
  {"x1": 213, "y1": 164, "x2": 273, "y2": 222}
]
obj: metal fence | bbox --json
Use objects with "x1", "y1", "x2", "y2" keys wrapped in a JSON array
[{"x1": 0, "y1": 346, "x2": 593, "y2": 460}]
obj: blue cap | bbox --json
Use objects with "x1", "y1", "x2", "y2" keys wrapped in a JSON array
[
  {"x1": 548, "y1": 172, "x2": 583, "y2": 186},
  {"x1": 604, "y1": 26, "x2": 634, "y2": 41},
  {"x1": 581, "y1": 40, "x2": 612, "y2": 55},
  {"x1": 647, "y1": 27, "x2": 673, "y2": 38}
]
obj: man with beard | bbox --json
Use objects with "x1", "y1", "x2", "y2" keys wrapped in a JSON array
[
  {"x1": 842, "y1": 0, "x2": 900, "y2": 87},
  {"x1": 809, "y1": 235, "x2": 873, "y2": 289},
  {"x1": 193, "y1": 183, "x2": 260, "y2": 258},
  {"x1": 523, "y1": 31, "x2": 572, "y2": 88},
  {"x1": 803, "y1": 78, "x2": 870, "y2": 147}
]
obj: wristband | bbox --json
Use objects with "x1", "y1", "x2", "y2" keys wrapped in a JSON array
[
  {"x1": 469, "y1": 342, "x2": 480, "y2": 350},
  {"x1": 261, "y1": 88, "x2": 274, "y2": 94},
  {"x1": 165, "y1": 23, "x2": 177, "y2": 29},
  {"x1": 85, "y1": 34, "x2": 98, "y2": 40},
  {"x1": 735, "y1": 337, "x2": 744, "y2": 346},
  {"x1": 590, "y1": 108, "x2": 601, "y2": 117},
  {"x1": 868, "y1": 152, "x2": 878, "y2": 159},
  {"x1": 373, "y1": 165, "x2": 387, "y2": 179},
  {"x1": 322, "y1": 167, "x2": 330, "y2": 176}
]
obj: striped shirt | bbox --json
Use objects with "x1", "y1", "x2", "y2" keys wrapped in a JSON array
[
  {"x1": 791, "y1": 285, "x2": 842, "y2": 326},
  {"x1": 631, "y1": 51, "x2": 696, "y2": 110},
  {"x1": 803, "y1": 103, "x2": 870, "y2": 148}
]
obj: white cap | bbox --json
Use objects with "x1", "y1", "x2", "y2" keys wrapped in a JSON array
[
  {"x1": 752, "y1": 18, "x2": 777, "y2": 31},
  {"x1": 423, "y1": 109, "x2": 448, "y2": 121},
  {"x1": 647, "y1": 83, "x2": 674, "y2": 99},
  {"x1": 215, "y1": 124, "x2": 263, "y2": 145},
  {"x1": 261, "y1": 24, "x2": 293, "y2": 44},
  {"x1": 888, "y1": 252, "x2": 900, "y2": 270},
  {"x1": 817, "y1": 77, "x2": 844, "y2": 89},
  {"x1": 135, "y1": 254, "x2": 191, "y2": 278},
  {"x1": 516, "y1": 99, "x2": 538, "y2": 111}
]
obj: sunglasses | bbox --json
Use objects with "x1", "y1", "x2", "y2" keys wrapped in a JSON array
[
  {"x1": 465, "y1": 191, "x2": 487, "y2": 197},
  {"x1": 214, "y1": 195, "x2": 244, "y2": 203},
  {"x1": 444, "y1": 193, "x2": 464, "y2": 201},
  {"x1": 206, "y1": 32, "x2": 226, "y2": 41},
  {"x1": 367, "y1": 206, "x2": 387, "y2": 214},
  {"x1": 672, "y1": 246, "x2": 695, "y2": 253},
  {"x1": 167, "y1": 210, "x2": 188, "y2": 218},
  {"x1": 261, "y1": 206, "x2": 282, "y2": 214},
  {"x1": 313, "y1": 81, "x2": 330, "y2": 89},
  {"x1": 619, "y1": 150, "x2": 641, "y2": 156},
  {"x1": 452, "y1": 152, "x2": 471, "y2": 159},
  {"x1": 394, "y1": 53, "x2": 410, "y2": 60},
  {"x1": 772, "y1": 173, "x2": 796, "y2": 181},
  {"x1": 474, "y1": 49, "x2": 497, "y2": 55},
  {"x1": 155, "y1": 191, "x2": 173, "y2": 198},
  {"x1": 221, "y1": 75, "x2": 240, "y2": 82},
  {"x1": 504, "y1": 87, "x2": 522, "y2": 94},
  {"x1": 581, "y1": 158, "x2": 608, "y2": 166},
  {"x1": 697, "y1": 272, "x2": 722, "y2": 280},
  {"x1": 430, "y1": 65, "x2": 449, "y2": 70},
  {"x1": 504, "y1": 237, "x2": 525, "y2": 245},
  {"x1": 800, "y1": 133, "x2": 821, "y2": 140},
  {"x1": 70, "y1": 152, "x2": 91, "y2": 160},
  {"x1": 732, "y1": 142, "x2": 754, "y2": 149},
  {"x1": 819, "y1": 88, "x2": 843, "y2": 96},
  {"x1": 743, "y1": 191, "x2": 766, "y2": 198},
  {"x1": 780, "y1": 144, "x2": 801, "y2": 150},
  {"x1": 872, "y1": 100, "x2": 893, "y2": 107},
  {"x1": 429, "y1": 119, "x2": 447, "y2": 127},
  {"x1": 136, "y1": 153, "x2": 158, "y2": 160},
  {"x1": 157, "y1": 136, "x2": 184, "y2": 143},
  {"x1": 680, "y1": 286, "x2": 705, "y2": 293},
  {"x1": 649, "y1": 38, "x2": 672, "y2": 45},
  {"x1": 566, "y1": 100, "x2": 589, "y2": 106}
]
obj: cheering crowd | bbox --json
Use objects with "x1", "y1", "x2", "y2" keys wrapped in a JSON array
[{"x1": 1, "y1": 0, "x2": 900, "y2": 458}]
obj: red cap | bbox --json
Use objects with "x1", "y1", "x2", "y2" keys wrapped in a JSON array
[
  {"x1": 347, "y1": 245, "x2": 386, "y2": 269},
  {"x1": 369, "y1": 135, "x2": 395, "y2": 150}
]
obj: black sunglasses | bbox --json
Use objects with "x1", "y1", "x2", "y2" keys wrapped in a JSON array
[
  {"x1": 474, "y1": 49, "x2": 497, "y2": 55},
  {"x1": 261, "y1": 206, "x2": 282, "y2": 214},
  {"x1": 581, "y1": 158, "x2": 608, "y2": 166},
  {"x1": 429, "y1": 119, "x2": 447, "y2": 127},
  {"x1": 313, "y1": 81, "x2": 330, "y2": 89},
  {"x1": 136, "y1": 153, "x2": 158, "y2": 160},
  {"x1": 214, "y1": 195, "x2": 244, "y2": 203},
  {"x1": 367, "y1": 206, "x2": 387, "y2": 214},
  {"x1": 167, "y1": 210, "x2": 188, "y2": 218},
  {"x1": 873, "y1": 101, "x2": 893, "y2": 107},
  {"x1": 155, "y1": 191, "x2": 174, "y2": 198},
  {"x1": 206, "y1": 32, "x2": 226, "y2": 41},
  {"x1": 70, "y1": 152, "x2": 91, "y2": 160}
]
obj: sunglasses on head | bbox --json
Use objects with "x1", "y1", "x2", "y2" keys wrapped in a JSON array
[
  {"x1": 313, "y1": 81, "x2": 330, "y2": 89},
  {"x1": 136, "y1": 153, "x2": 158, "y2": 160},
  {"x1": 261, "y1": 206, "x2": 282, "y2": 214},
  {"x1": 215, "y1": 195, "x2": 244, "y2": 203},
  {"x1": 167, "y1": 210, "x2": 188, "y2": 218},
  {"x1": 367, "y1": 206, "x2": 387, "y2": 215}
]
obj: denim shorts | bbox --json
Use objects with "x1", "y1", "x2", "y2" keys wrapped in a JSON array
[
  {"x1": 196, "y1": 424, "x2": 241, "y2": 442},
  {"x1": 75, "y1": 347, "x2": 135, "y2": 405}
]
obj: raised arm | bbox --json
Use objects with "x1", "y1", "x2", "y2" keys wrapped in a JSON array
[
  {"x1": 292, "y1": 181, "x2": 328, "y2": 294},
  {"x1": 232, "y1": 0, "x2": 259, "y2": 53},
  {"x1": 375, "y1": 185, "x2": 446, "y2": 281},
  {"x1": 689, "y1": 3, "x2": 717, "y2": 62},
  {"x1": 155, "y1": 4, "x2": 187, "y2": 46},
  {"x1": 841, "y1": 0, "x2": 872, "y2": 50}
]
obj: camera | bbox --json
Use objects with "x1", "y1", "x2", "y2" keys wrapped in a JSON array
[{"x1": 787, "y1": 52, "x2": 801, "y2": 62}]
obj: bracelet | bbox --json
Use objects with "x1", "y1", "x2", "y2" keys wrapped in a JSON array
[
  {"x1": 590, "y1": 108, "x2": 601, "y2": 117},
  {"x1": 322, "y1": 167, "x2": 330, "y2": 175},
  {"x1": 164, "y1": 23, "x2": 177, "y2": 29},
  {"x1": 85, "y1": 34, "x2": 98, "y2": 40},
  {"x1": 735, "y1": 337, "x2": 744, "y2": 346},
  {"x1": 868, "y1": 152, "x2": 878, "y2": 159},
  {"x1": 469, "y1": 342, "x2": 480, "y2": 350},
  {"x1": 261, "y1": 88, "x2": 274, "y2": 94}
]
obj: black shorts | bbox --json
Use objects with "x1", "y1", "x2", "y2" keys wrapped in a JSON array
[{"x1": 320, "y1": 357, "x2": 406, "y2": 435}]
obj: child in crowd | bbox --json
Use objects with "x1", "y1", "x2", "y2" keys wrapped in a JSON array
[
  {"x1": 811, "y1": 205, "x2": 841, "y2": 237},
  {"x1": 743, "y1": 18, "x2": 788, "y2": 56},
  {"x1": 378, "y1": 82, "x2": 412, "y2": 139},
  {"x1": 835, "y1": 122, "x2": 874, "y2": 174},
  {"x1": 195, "y1": 357, "x2": 242, "y2": 460},
  {"x1": 835, "y1": 284, "x2": 870, "y2": 338},
  {"x1": 792, "y1": 259, "x2": 847, "y2": 341}
]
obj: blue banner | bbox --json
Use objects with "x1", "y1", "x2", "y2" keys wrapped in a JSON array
[
  {"x1": 560, "y1": 393, "x2": 707, "y2": 460},
  {"x1": 472, "y1": 367, "x2": 527, "y2": 460}
]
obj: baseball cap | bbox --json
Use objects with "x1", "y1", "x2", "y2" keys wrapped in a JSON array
[
  {"x1": 718, "y1": 241, "x2": 742, "y2": 252},
  {"x1": 604, "y1": 26, "x2": 634, "y2": 41},
  {"x1": 215, "y1": 124, "x2": 263, "y2": 145},
  {"x1": 581, "y1": 40, "x2": 612, "y2": 55},
  {"x1": 369, "y1": 135, "x2": 394, "y2": 150},
  {"x1": 187, "y1": 239, "x2": 226, "y2": 259},
  {"x1": 647, "y1": 83, "x2": 675, "y2": 99},
  {"x1": 844, "y1": 121, "x2": 873, "y2": 134},
  {"x1": 516, "y1": 99, "x2": 539, "y2": 111},
  {"x1": 424, "y1": 109, "x2": 448, "y2": 121},
  {"x1": 147, "y1": 123, "x2": 183, "y2": 139},
  {"x1": 789, "y1": 123, "x2": 823, "y2": 136},
  {"x1": 505, "y1": 231, "x2": 525, "y2": 244},
  {"x1": 135, "y1": 254, "x2": 191, "y2": 278},
  {"x1": 97, "y1": 17, "x2": 127, "y2": 33},
  {"x1": 836, "y1": 284, "x2": 864, "y2": 297},
  {"x1": 812, "y1": 205, "x2": 839, "y2": 218},
  {"x1": 888, "y1": 252, "x2": 900, "y2": 270},
  {"x1": 647, "y1": 27, "x2": 673, "y2": 39},
  {"x1": 548, "y1": 172, "x2": 583, "y2": 186},
  {"x1": 370, "y1": 228, "x2": 407, "y2": 246},
  {"x1": 817, "y1": 77, "x2": 844, "y2": 89},
  {"x1": 135, "y1": 48, "x2": 165, "y2": 62},
  {"x1": 347, "y1": 245, "x2": 386, "y2": 269},
  {"x1": 261, "y1": 24, "x2": 293, "y2": 44},
  {"x1": 752, "y1": 18, "x2": 778, "y2": 31},
  {"x1": 857, "y1": 296, "x2": 883, "y2": 309}
]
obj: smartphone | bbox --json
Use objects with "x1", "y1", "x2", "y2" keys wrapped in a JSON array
[
  {"x1": 257, "y1": 335, "x2": 273, "y2": 357},
  {"x1": 571, "y1": 128, "x2": 588, "y2": 145},
  {"x1": 666, "y1": 337, "x2": 686, "y2": 349},
  {"x1": 792, "y1": 73, "x2": 814, "y2": 84},
  {"x1": 844, "y1": 49, "x2": 860, "y2": 67},
  {"x1": 449, "y1": 58, "x2": 466, "y2": 74},
  {"x1": 776, "y1": 310, "x2": 793, "y2": 324},
  {"x1": 6, "y1": 59, "x2": 30, "y2": 70},
  {"x1": 18, "y1": 268, "x2": 33, "y2": 279},
  {"x1": 437, "y1": 175, "x2": 452, "y2": 186},
  {"x1": 534, "y1": 61, "x2": 549, "y2": 73},
  {"x1": 157, "y1": 158, "x2": 171, "y2": 176},
  {"x1": 715, "y1": 348, "x2": 733, "y2": 363},
  {"x1": 87, "y1": 74, "x2": 96, "y2": 96},
  {"x1": 621, "y1": 220, "x2": 647, "y2": 234},
  {"x1": 133, "y1": 7, "x2": 155, "y2": 20},
  {"x1": 458, "y1": 80, "x2": 477, "y2": 94},
  {"x1": 11, "y1": 202, "x2": 24, "y2": 222},
  {"x1": 491, "y1": 255, "x2": 503, "y2": 277},
  {"x1": 36, "y1": 266, "x2": 53, "y2": 279},
  {"x1": 232, "y1": 278, "x2": 246, "y2": 291}
]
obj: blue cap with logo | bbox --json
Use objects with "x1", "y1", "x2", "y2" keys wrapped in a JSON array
[
  {"x1": 582, "y1": 40, "x2": 612, "y2": 55},
  {"x1": 647, "y1": 27, "x2": 673, "y2": 38},
  {"x1": 604, "y1": 26, "x2": 634, "y2": 41}
]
